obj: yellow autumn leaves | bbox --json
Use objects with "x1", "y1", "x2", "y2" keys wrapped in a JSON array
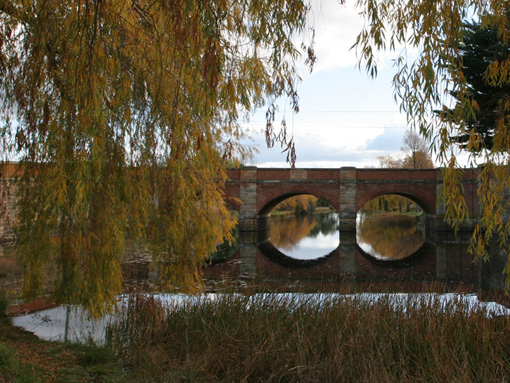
[{"x1": 0, "y1": 0, "x2": 315, "y2": 315}]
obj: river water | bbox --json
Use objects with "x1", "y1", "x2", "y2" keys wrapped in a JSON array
[{"x1": 6, "y1": 211, "x2": 510, "y2": 343}]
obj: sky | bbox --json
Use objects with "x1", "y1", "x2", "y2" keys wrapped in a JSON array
[{"x1": 242, "y1": 1, "x2": 414, "y2": 169}]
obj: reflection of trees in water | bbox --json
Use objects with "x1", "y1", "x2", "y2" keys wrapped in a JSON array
[
  {"x1": 270, "y1": 213, "x2": 339, "y2": 249},
  {"x1": 308, "y1": 213, "x2": 339, "y2": 238},
  {"x1": 270, "y1": 214, "x2": 317, "y2": 250},
  {"x1": 357, "y1": 213, "x2": 424, "y2": 260}
]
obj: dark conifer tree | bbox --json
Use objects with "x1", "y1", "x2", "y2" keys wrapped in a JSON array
[{"x1": 444, "y1": 21, "x2": 510, "y2": 151}]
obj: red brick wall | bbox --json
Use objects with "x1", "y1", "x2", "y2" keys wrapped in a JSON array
[
  {"x1": 357, "y1": 168, "x2": 438, "y2": 181},
  {"x1": 257, "y1": 169, "x2": 291, "y2": 181},
  {"x1": 306, "y1": 169, "x2": 340, "y2": 180}
]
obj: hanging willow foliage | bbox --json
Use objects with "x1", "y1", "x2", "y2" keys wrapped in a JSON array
[
  {"x1": 353, "y1": 0, "x2": 510, "y2": 286},
  {"x1": 0, "y1": 0, "x2": 316, "y2": 316}
]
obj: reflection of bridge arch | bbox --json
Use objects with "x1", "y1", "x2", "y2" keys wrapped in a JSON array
[
  {"x1": 355, "y1": 241, "x2": 434, "y2": 269},
  {"x1": 203, "y1": 238, "x2": 479, "y2": 286},
  {"x1": 257, "y1": 240, "x2": 336, "y2": 268}
]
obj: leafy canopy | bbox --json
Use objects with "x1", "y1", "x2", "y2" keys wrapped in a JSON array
[
  {"x1": 354, "y1": 0, "x2": 510, "y2": 284},
  {"x1": 0, "y1": 0, "x2": 316, "y2": 316},
  {"x1": 401, "y1": 129, "x2": 434, "y2": 169},
  {"x1": 377, "y1": 129, "x2": 434, "y2": 169}
]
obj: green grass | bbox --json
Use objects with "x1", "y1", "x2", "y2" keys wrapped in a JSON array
[
  {"x1": 107, "y1": 291, "x2": 510, "y2": 383},
  {"x1": 0, "y1": 343, "x2": 21, "y2": 379},
  {"x1": 0, "y1": 320, "x2": 128, "y2": 382}
]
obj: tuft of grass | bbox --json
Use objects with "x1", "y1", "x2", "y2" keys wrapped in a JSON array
[
  {"x1": 0, "y1": 341, "x2": 42, "y2": 382},
  {"x1": 108, "y1": 291, "x2": 510, "y2": 382},
  {"x1": 0, "y1": 290, "x2": 11, "y2": 325},
  {"x1": 0, "y1": 343, "x2": 16, "y2": 376},
  {"x1": 69, "y1": 341, "x2": 125, "y2": 381}
]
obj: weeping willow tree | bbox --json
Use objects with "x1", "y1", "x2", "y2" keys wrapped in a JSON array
[
  {"x1": 353, "y1": 0, "x2": 510, "y2": 284},
  {"x1": 0, "y1": 0, "x2": 316, "y2": 316}
]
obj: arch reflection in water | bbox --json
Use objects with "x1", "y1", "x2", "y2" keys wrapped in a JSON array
[
  {"x1": 356, "y1": 211, "x2": 425, "y2": 261},
  {"x1": 268, "y1": 212, "x2": 340, "y2": 261}
]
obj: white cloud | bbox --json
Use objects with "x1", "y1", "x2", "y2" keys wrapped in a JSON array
[
  {"x1": 308, "y1": 1, "x2": 364, "y2": 71},
  {"x1": 248, "y1": 119, "x2": 407, "y2": 169},
  {"x1": 305, "y1": 0, "x2": 414, "y2": 74}
]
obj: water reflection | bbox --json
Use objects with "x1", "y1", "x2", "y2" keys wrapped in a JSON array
[
  {"x1": 202, "y1": 213, "x2": 482, "y2": 292},
  {"x1": 269, "y1": 213, "x2": 339, "y2": 260},
  {"x1": 1, "y1": 212, "x2": 504, "y2": 303},
  {"x1": 5, "y1": 207, "x2": 510, "y2": 347},
  {"x1": 356, "y1": 212, "x2": 425, "y2": 261}
]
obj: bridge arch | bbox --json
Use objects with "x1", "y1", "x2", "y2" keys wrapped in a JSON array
[
  {"x1": 258, "y1": 191, "x2": 338, "y2": 216},
  {"x1": 355, "y1": 169, "x2": 440, "y2": 215},
  {"x1": 356, "y1": 190, "x2": 434, "y2": 215}
]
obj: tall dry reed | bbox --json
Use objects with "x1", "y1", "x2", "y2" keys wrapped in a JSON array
[{"x1": 107, "y1": 291, "x2": 510, "y2": 382}]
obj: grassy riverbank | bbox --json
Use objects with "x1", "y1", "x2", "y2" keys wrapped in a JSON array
[
  {"x1": 0, "y1": 321, "x2": 125, "y2": 382},
  {"x1": 2, "y1": 288, "x2": 510, "y2": 382},
  {"x1": 270, "y1": 206, "x2": 335, "y2": 217},
  {"x1": 0, "y1": 291, "x2": 124, "y2": 382}
]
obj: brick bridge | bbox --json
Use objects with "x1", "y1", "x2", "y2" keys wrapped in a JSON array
[
  {"x1": 0, "y1": 165, "x2": 480, "y2": 242},
  {"x1": 225, "y1": 167, "x2": 480, "y2": 234}
]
